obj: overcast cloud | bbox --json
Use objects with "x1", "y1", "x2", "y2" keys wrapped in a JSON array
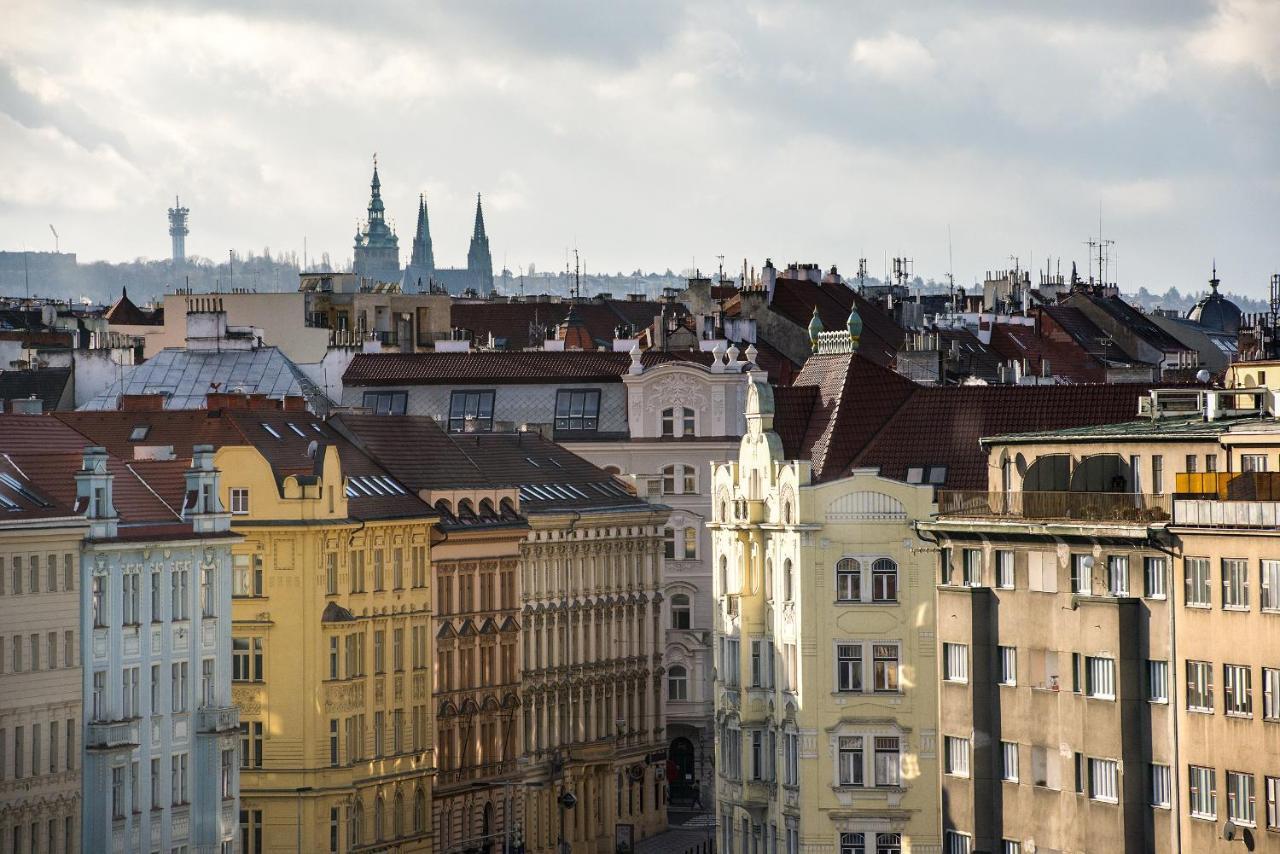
[{"x1": 1, "y1": 0, "x2": 1277, "y2": 294}]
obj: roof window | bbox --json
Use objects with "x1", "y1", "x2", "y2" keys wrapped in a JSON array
[
  {"x1": 260, "y1": 423, "x2": 282, "y2": 439},
  {"x1": 287, "y1": 422, "x2": 307, "y2": 437},
  {"x1": 129, "y1": 425, "x2": 150, "y2": 441}
]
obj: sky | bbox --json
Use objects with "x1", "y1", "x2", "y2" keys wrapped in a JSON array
[{"x1": 1, "y1": 0, "x2": 1277, "y2": 295}]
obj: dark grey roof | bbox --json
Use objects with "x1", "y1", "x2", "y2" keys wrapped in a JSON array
[{"x1": 0, "y1": 367, "x2": 72, "y2": 411}]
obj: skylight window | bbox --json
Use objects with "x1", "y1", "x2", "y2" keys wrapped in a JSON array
[
  {"x1": 360, "y1": 477, "x2": 387, "y2": 496},
  {"x1": 0, "y1": 492, "x2": 18, "y2": 511},
  {"x1": 525, "y1": 457, "x2": 541, "y2": 468},
  {"x1": 0, "y1": 473, "x2": 45, "y2": 506},
  {"x1": 907, "y1": 465, "x2": 948, "y2": 485},
  {"x1": 311, "y1": 423, "x2": 325, "y2": 435},
  {"x1": 129, "y1": 425, "x2": 150, "y2": 441},
  {"x1": 345, "y1": 484, "x2": 358, "y2": 498},
  {"x1": 287, "y1": 422, "x2": 307, "y2": 437},
  {"x1": 261, "y1": 423, "x2": 282, "y2": 439},
  {"x1": 549, "y1": 458, "x2": 564, "y2": 468}
]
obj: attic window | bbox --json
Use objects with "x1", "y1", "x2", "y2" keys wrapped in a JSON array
[
  {"x1": 261, "y1": 423, "x2": 282, "y2": 439},
  {"x1": 129, "y1": 425, "x2": 150, "y2": 441},
  {"x1": 310, "y1": 423, "x2": 325, "y2": 435},
  {"x1": 549, "y1": 458, "x2": 564, "y2": 468},
  {"x1": 907, "y1": 466, "x2": 948, "y2": 485},
  {"x1": 287, "y1": 422, "x2": 307, "y2": 437},
  {"x1": 525, "y1": 458, "x2": 541, "y2": 468},
  {"x1": 0, "y1": 493, "x2": 18, "y2": 511}
]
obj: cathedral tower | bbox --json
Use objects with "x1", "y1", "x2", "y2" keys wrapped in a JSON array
[
  {"x1": 466, "y1": 193, "x2": 494, "y2": 294},
  {"x1": 352, "y1": 158, "x2": 402, "y2": 283}
]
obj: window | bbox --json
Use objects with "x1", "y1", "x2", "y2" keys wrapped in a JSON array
[
  {"x1": 1147, "y1": 660, "x2": 1168, "y2": 703},
  {"x1": 838, "y1": 736, "x2": 864, "y2": 786},
  {"x1": 750, "y1": 639, "x2": 773, "y2": 688},
  {"x1": 999, "y1": 646, "x2": 1017, "y2": 686},
  {"x1": 660, "y1": 407, "x2": 696, "y2": 438},
  {"x1": 683, "y1": 527, "x2": 697, "y2": 560},
  {"x1": 232, "y1": 637, "x2": 264, "y2": 682},
  {"x1": 1152, "y1": 763, "x2": 1172, "y2": 808},
  {"x1": 671, "y1": 594, "x2": 691, "y2": 630},
  {"x1": 200, "y1": 565, "x2": 215, "y2": 617},
  {"x1": 939, "y1": 547, "x2": 953, "y2": 585},
  {"x1": 1190, "y1": 764, "x2": 1217, "y2": 818},
  {"x1": 171, "y1": 753, "x2": 189, "y2": 805},
  {"x1": 667, "y1": 665, "x2": 688, "y2": 700},
  {"x1": 1267, "y1": 776, "x2": 1280, "y2": 831},
  {"x1": 996, "y1": 550, "x2": 1014, "y2": 589},
  {"x1": 1228, "y1": 771, "x2": 1256, "y2": 826},
  {"x1": 1242, "y1": 453, "x2": 1268, "y2": 472},
  {"x1": 1263, "y1": 560, "x2": 1280, "y2": 612},
  {"x1": 871, "y1": 559, "x2": 898, "y2": 602},
  {"x1": 1152, "y1": 454, "x2": 1164, "y2": 492},
  {"x1": 1070, "y1": 554, "x2": 1091, "y2": 594},
  {"x1": 362, "y1": 391, "x2": 407, "y2": 416},
  {"x1": 554, "y1": 389, "x2": 601, "y2": 431},
  {"x1": 1264, "y1": 667, "x2": 1280, "y2": 720},
  {"x1": 229, "y1": 488, "x2": 249, "y2": 515},
  {"x1": 1089, "y1": 757, "x2": 1118, "y2": 802},
  {"x1": 91, "y1": 575, "x2": 106, "y2": 627},
  {"x1": 876, "y1": 833, "x2": 902, "y2": 854},
  {"x1": 661, "y1": 465, "x2": 697, "y2": 495},
  {"x1": 662, "y1": 528, "x2": 675, "y2": 560},
  {"x1": 783, "y1": 731, "x2": 799, "y2": 786},
  {"x1": 172, "y1": 568, "x2": 189, "y2": 620},
  {"x1": 1085, "y1": 656, "x2": 1115, "y2": 700},
  {"x1": 943, "y1": 643, "x2": 968, "y2": 683},
  {"x1": 1144, "y1": 556, "x2": 1167, "y2": 599},
  {"x1": 869, "y1": 736, "x2": 901, "y2": 787},
  {"x1": 220, "y1": 748, "x2": 235, "y2": 799},
  {"x1": 978, "y1": 734, "x2": 1009, "y2": 782},
  {"x1": 906, "y1": 465, "x2": 947, "y2": 484},
  {"x1": 171, "y1": 662, "x2": 188, "y2": 712},
  {"x1": 1001, "y1": 842, "x2": 1020, "y2": 854},
  {"x1": 840, "y1": 833, "x2": 865, "y2": 854},
  {"x1": 836, "y1": 644, "x2": 863, "y2": 692},
  {"x1": 873, "y1": 644, "x2": 900, "y2": 692},
  {"x1": 122, "y1": 573, "x2": 140, "y2": 625},
  {"x1": 112, "y1": 766, "x2": 125, "y2": 818},
  {"x1": 1185, "y1": 557, "x2": 1211, "y2": 606},
  {"x1": 962, "y1": 549, "x2": 981, "y2": 587},
  {"x1": 1187, "y1": 660, "x2": 1214, "y2": 712},
  {"x1": 329, "y1": 719, "x2": 340, "y2": 767},
  {"x1": 1223, "y1": 558, "x2": 1249, "y2": 609},
  {"x1": 1225, "y1": 663, "x2": 1253, "y2": 716},
  {"x1": 944, "y1": 736, "x2": 970, "y2": 777},
  {"x1": 836, "y1": 558, "x2": 861, "y2": 602},
  {"x1": 91, "y1": 671, "x2": 105, "y2": 719},
  {"x1": 241, "y1": 721, "x2": 263, "y2": 768},
  {"x1": 944, "y1": 831, "x2": 971, "y2": 854},
  {"x1": 447, "y1": 390, "x2": 494, "y2": 432},
  {"x1": 1107, "y1": 555, "x2": 1129, "y2": 596},
  {"x1": 783, "y1": 558, "x2": 794, "y2": 602}
]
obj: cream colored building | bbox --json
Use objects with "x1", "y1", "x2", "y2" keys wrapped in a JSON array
[{"x1": 710, "y1": 377, "x2": 940, "y2": 854}]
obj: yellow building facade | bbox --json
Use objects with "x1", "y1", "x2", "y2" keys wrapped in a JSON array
[
  {"x1": 216, "y1": 415, "x2": 436, "y2": 853},
  {"x1": 711, "y1": 379, "x2": 941, "y2": 854}
]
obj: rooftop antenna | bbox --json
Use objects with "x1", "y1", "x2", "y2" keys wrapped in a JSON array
[
  {"x1": 49, "y1": 224, "x2": 59, "y2": 253},
  {"x1": 228, "y1": 249, "x2": 234, "y2": 292},
  {"x1": 857, "y1": 257, "x2": 867, "y2": 293},
  {"x1": 947, "y1": 225, "x2": 955, "y2": 312},
  {"x1": 573, "y1": 248, "x2": 580, "y2": 299},
  {"x1": 22, "y1": 245, "x2": 29, "y2": 300},
  {"x1": 716, "y1": 255, "x2": 725, "y2": 282},
  {"x1": 519, "y1": 265, "x2": 525, "y2": 299}
]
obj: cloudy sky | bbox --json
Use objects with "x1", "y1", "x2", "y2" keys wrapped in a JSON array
[{"x1": 2, "y1": 0, "x2": 1277, "y2": 294}]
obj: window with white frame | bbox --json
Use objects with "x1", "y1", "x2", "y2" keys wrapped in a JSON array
[
  {"x1": 999, "y1": 646, "x2": 1017, "y2": 686},
  {"x1": 1085, "y1": 656, "x2": 1115, "y2": 700},
  {"x1": 939, "y1": 547, "x2": 953, "y2": 585},
  {"x1": 683, "y1": 527, "x2": 697, "y2": 560},
  {"x1": 1264, "y1": 667, "x2": 1280, "y2": 720},
  {"x1": 667, "y1": 665, "x2": 688, "y2": 701},
  {"x1": 1107, "y1": 555, "x2": 1129, "y2": 596},
  {"x1": 871, "y1": 559, "x2": 898, "y2": 602},
  {"x1": 661, "y1": 465, "x2": 697, "y2": 495},
  {"x1": 1189, "y1": 764, "x2": 1217, "y2": 818},
  {"x1": 1088, "y1": 757, "x2": 1118, "y2": 802},
  {"x1": 1185, "y1": 557, "x2": 1211, "y2": 606},
  {"x1": 1001, "y1": 842, "x2": 1020, "y2": 854},
  {"x1": 874, "y1": 737, "x2": 901, "y2": 787},
  {"x1": 836, "y1": 558, "x2": 861, "y2": 602},
  {"x1": 944, "y1": 736, "x2": 970, "y2": 778},
  {"x1": 837, "y1": 644, "x2": 863, "y2": 693},
  {"x1": 1224, "y1": 663, "x2": 1253, "y2": 716},
  {"x1": 1187, "y1": 660, "x2": 1214, "y2": 712},
  {"x1": 783, "y1": 730, "x2": 799, "y2": 786},
  {"x1": 876, "y1": 833, "x2": 902, "y2": 854},
  {"x1": 944, "y1": 643, "x2": 969, "y2": 683},
  {"x1": 839, "y1": 832, "x2": 865, "y2": 854},
  {"x1": 1144, "y1": 556, "x2": 1167, "y2": 599},
  {"x1": 786, "y1": 819, "x2": 799, "y2": 854},
  {"x1": 1151, "y1": 763, "x2": 1171, "y2": 808},
  {"x1": 1001, "y1": 741, "x2": 1019, "y2": 782},
  {"x1": 663, "y1": 528, "x2": 676, "y2": 560},
  {"x1": 1223, "y1": 558, "x2": 1249, "y2": 609},
  {"x1": 1070, "y1": 554, "x2": 1091, "y2": 594},
  {"x1": 944, "y1": 830, "x2": 971, "y2": 854},
  {"x1": 873, "y1": 643, "x2": 900, "y2": 692},
  {"x1": 720, "y1": 637, "x2": 739, "y2": 687},
  {"x1": 1263, "y1": 559, "x2": 1280, "y2": 612},
  {"x1": 996, "y1": 550, "x2": 1014, "y2": 589},
  {"x1": 838, "y1": 736, "x2": 864, "y2": 786},
  {"x1": 1147, "y1": 660, "x2": 1168, "y2": 702},
  {"x1": 660, "y1": 407, "x2": 696, "y2": 438},
  {"x1": 750, "y1": 639, "x2": 773, "y2": 688},
  {"x1": 229, "y1": 488, "x2": 249, "y2": 515},
  {"x1": 1228, "y1": 770, "x2": 1256, "y2": 827},
  {"x1": 962, "y1": 549, "x2": 982, "y2": 587},
  {"x1": 1266, "y1": 776, "x2": 1280, "y2": 831},
  {"x1": 671, "y1": 594, "x2": 691, "y2": 630}
]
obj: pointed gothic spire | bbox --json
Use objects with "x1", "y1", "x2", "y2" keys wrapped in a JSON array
[
  {"x1": 466, "y1": 192, "x2": 493, "y2": 293},
  {"x1": 410, "y1": 192, "x2": 434, "y2": 271},
  {"x1": 472, "y1": 193, "x2": 486, "y2": 240}
]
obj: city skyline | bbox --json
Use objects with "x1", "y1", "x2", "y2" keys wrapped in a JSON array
[{"x1": 1, "y1": 0, "x2": 1277, "y2": 295}]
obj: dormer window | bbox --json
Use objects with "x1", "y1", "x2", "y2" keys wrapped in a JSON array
[
  {"x1": 129, "y1": 425, "x2": 150, "y2": 441},
  {"x1": 661, "y1": 407, "x2": 696, "y2": 438},
  {"x1": 554, "y1": 390, "x2": 600, "y2": 432},
  {"x1": 906, "y1": 465, "x2": 948, "y2": 485}
]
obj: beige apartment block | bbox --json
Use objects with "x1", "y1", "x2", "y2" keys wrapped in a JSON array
[
  {"x1": 0, "y1": 516, "x2": 85, "y2": 854},
  {"x1": 711, "y1": 378, "x2": 941, "y2": 854},
  {"x1": 924, "y1": 386, "x2": 1280, "y2": 854}
]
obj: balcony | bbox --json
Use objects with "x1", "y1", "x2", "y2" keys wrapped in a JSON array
[
  {"x1": 197, "y1": 706, "x2": 240, "y2": 735},
  {"x1": 936, "y1": 490, "x2": 1171, "y2": 524},
  {"x1": 1175, "y1": 472, "x2": 1280, "y2": 500},
  {"x1": 86, "y1": 719, "x2": 139, "y2": 750}
]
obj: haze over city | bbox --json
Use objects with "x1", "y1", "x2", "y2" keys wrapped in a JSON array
[{"x1": 2, "y1": 0, "x2": 1278, "y2": 294}]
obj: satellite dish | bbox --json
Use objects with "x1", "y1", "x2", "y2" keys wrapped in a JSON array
[
  {"x1": 1223, "y1": 819, "x2": 1238, "y2": 841},
  {"x1": 1080, "y1": 556, "x2": 1095, "y2": 571},
  {"x1": 306, "y1": 440, "x2": 319, "y2": 459},
  {"x1": 1195, "y1": 369, "x2": 1212, "y2": 383}
]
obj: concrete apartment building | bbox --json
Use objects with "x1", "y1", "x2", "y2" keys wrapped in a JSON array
[
  {"x1": 335, "y1": 414, "x2": 673, "y2": 854},
  {"x1": 0, "y1": 417, "x2": 87, "y2": 854},
  {"x1": 923, "y1": 385, "x2": 1280, "y2": 853}
]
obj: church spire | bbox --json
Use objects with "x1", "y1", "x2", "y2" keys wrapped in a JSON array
[
  {"x1": 410, "y1": 193, "x2": 435, "y2": 271},
  {"x1": 466, "y1": 192, "x2": 493, "y2": 294},
  {"x1": 472, "y1": 193, "x2": 487, "y2": 241}
]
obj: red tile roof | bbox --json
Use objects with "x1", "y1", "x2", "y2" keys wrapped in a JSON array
[
  {"x1": 104, "y1": 288, "x2": 160, "y2": 326},
  {"x1": 988, "y1": 322, "x2": 1106, "y2": 383},
  {"x1": 343, "y1": 350, "x2": 711, "y2": 386},
  {"x1": 450, "y1": 299, "x2": 667, "y2": 350},
  {"x1": 767, "y1": 277, "x2": 903, "y2": 367}
]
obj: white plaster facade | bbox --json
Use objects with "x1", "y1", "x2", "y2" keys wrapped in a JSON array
[{"x1": 78, "y1": 447, "x2": 241, "y2": 854}]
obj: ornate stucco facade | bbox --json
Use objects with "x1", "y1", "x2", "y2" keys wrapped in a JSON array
[{"x1": 711, "y1": 378, "x2": 941, "y2": 854}]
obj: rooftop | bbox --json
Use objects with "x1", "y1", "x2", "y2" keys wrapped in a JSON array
[{"x1": 342, "y1": 349, "x2": 712, "y2": 386}]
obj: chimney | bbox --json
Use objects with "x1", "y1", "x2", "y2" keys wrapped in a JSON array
[
  {"x1": 121, "y1": 394, "x2": 167, "y2": 412},
  {"x1": 184, "y1": 444, "x2": 229, "y2": 534},
  {"x1": 75, "y1": 446, "x2": 118, "y2": 539},
  {"x1": 10, "y1": 397, "x2": 43, "y2": 415}
]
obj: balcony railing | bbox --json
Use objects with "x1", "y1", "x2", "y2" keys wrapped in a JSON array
[
  {"x1": 1175, "y1": 472, "x2": 1280, "y2": 501},
  {"x1": 1174, "y1": 499, "x2": 1280, "y2": 529},
  {"x1": 937, "y1": 490, "x2": 1171, "y2": 524},
  {"x1": 197, "y1": 705, "x2": 240, "y2": 734}
]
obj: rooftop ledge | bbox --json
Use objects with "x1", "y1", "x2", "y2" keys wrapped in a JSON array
[{"x1": 936, "y1": 490, "x2": 1170, "y2": 525}]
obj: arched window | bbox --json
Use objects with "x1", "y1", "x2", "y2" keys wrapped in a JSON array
[
  {"x1": 375, "y1": 794, "x2": 385, "y2": 841},
  {"x1": 662, "y1": 465, "x2": 698, "y2": 495},
  {"x1": 719, "y1": 555, "x2": 729, "y2": 596},
  {"x1": 671, "y1": 594, "x2": 691, "y2": 630},
  {"x1": 414, "y1": 787, "x2": 426, "y2": 833},
  {"x1": 877, "y1": 832, "x2": 903, "y2": 854},
  {"x1": 784, "y1": 558, "x2": 794, "y2": 602},
  {"x1": 499, "y1": 497, "x2": 519, "y2": 520},
  {"x1": 683, "y1": 526, "x2": 698, "y2": 560},
  {"x1": 393, "y1": 791, "x2": 404, "y2": 838},
  {"x1": 663, "y1": 528, "x2": 676, "y2": 560},
  {"x1": 836, "y1": 558, "x2": 862, "y2": 602},
  {"x1": 783, "y1": 499, "x2": 792, "y2": 525},
  {"x1": 765, "y1": 557, "x2": 774, "y2": 600},
  {"x1": 668, "y1": 665, "x2": 688, "y2": 700},
  {"x1": 350, "y1": 799, "x2": 364, "y2": 848},
  {"x1": 872, "y1": 558, "x2": 898, "y2": 603},
  {"x1": 479, "y1": 498, "x2": 496, "y2": 519},
  {"x1": 457, "y1": 499, "x2": 476, "y2": 522}
]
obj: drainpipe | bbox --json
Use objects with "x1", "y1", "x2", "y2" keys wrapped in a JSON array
[{"x1": 1148, "y1": 529, "x2": 1182, "y2": 853}]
